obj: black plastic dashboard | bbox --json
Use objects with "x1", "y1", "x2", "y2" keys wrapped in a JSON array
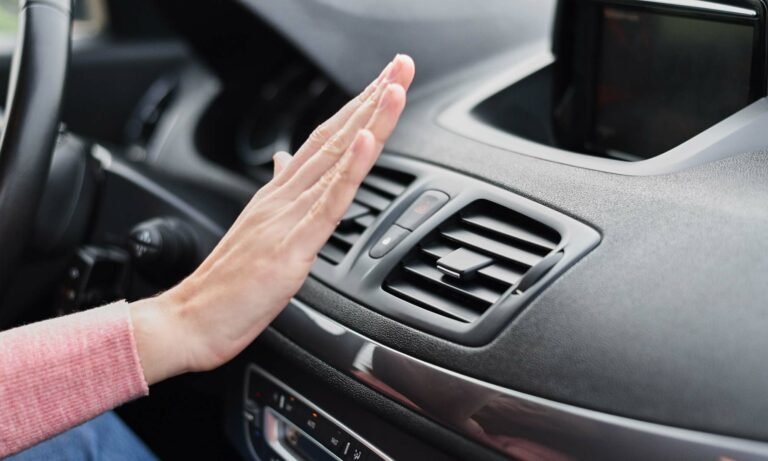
[{"x1": 143, "y1": 0, "x2": 768, "y2": 459}]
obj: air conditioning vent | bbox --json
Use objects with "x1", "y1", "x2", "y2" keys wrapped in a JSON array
[
  {"x1": 384, "y1": 200, "x2": 561, "y2": 323},
  {"x1": 319, "y1": 166, "x2": 414, "y2": 264}
]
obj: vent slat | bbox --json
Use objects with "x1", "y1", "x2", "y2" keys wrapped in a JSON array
[
  {"x1": 420, "y1": 241, "x2": 456, "y2": 259},
  {"x1": 332, "y1": 228, "x2": 363, "y2": 247},
  {"x1": 354, "y1": 214, "x2": 376, "y2": 228},
  {"x1": 319, "y1": 241, "x2": 348, "y2": 264},
  {"x1": 403, "y1": 260, "x2": 503, "y2": 305},
  {"x1": 440, "y1": 228, "x2": 544, "y2": 267},
  {"x1": 385, "y1": 279, "x2": 481, "y2": 323},
  {"x1": 354, "y1": 187, "x2": 392, "y2": 212},
  {"x1": 478, "y1": 263, "x2": 525, "y2": 286},
  {"x1": 319, "y1": 167, "x2": 414, "y2": 265},
  {"x1": 460, "y1": 213, "x2": 558, "y2": 251},
  {"x1": 362, "y1": 173, "x2": 407, "y2": 198}
]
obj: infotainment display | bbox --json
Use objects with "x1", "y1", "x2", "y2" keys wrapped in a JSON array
[{"x1": 592, "y1": 6, "x2": 755, "y2": 158}]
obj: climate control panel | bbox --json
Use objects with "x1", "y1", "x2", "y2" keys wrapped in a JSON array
[{"x1": 244, "y1": 365, "x2": 390, "y2": 461}]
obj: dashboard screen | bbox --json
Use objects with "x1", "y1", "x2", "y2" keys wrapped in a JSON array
[{"x1": 593, "y1": 6, "x2": 755, "y2": 158}]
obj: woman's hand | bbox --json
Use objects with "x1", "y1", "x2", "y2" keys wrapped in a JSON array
[{"x1": 130, "y1": 55, "x2": 415, "y2": 385}]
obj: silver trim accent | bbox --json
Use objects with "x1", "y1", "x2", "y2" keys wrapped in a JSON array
[
  {"x1": 636, "y1": 0, "x2": 756, "y2": 16},
  {"x1": 271, "y1": 298, "x2": 768, "y2": 460},
  {"x1": 245, "y1": 364, "x2": 393, "y2": 461}
]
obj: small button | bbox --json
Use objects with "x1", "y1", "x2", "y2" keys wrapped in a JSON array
[
  {"x1": 396, "y1": 190, "x2": 450, "y2": 231},
  {"x1": 301, "y1": 408, "x2": 326, "y2": 436},
  {"x1": 268, "y1": 388, "x2": 283, "y2": 408},
  {"x1": 247, "y1": 373, "x2": 269, "y2": 404},
  {"x1": 343, "y1": 441, "x2": 370, "y2": 461},
  {"x1": 369, "y1": 225, "x2": 410, "y2": 259},
  {"x1": 281, "y1": 395, "x2": 308, "y2": 426},
  {"x1": 326, "y1": 429, "x2": 347, "y2": 455}
]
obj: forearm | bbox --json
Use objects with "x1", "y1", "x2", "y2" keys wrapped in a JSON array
[{"x1": 0, "y1": 301, "x2": 148, "y2": 457}]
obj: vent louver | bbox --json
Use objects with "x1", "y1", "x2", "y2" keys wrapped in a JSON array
[
  {"x1": 384, "y1": 200, "x2": 561, "y2": 323},
  {"x1": 319, "y1": 166, "x2": 414, "y2": 264}
]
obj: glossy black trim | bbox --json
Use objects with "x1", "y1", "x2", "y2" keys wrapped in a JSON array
[{"x1": 272, "y1": 298, "x2": 768, "y2": 461}]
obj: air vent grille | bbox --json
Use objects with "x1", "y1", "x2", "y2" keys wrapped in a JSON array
[
  {"x1": 319, "y1": 166, "x2": 414, "y2": 264},
  {"x1": 384, "y1": 200, "x2": 561, "y2": 323}
]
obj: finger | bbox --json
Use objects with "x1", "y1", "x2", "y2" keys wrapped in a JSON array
[
  {"x1": 272, "y1": 151, "x2": 293, "y2": 177},
  {"x1": 392, "y1": 54, "x2": 416, "y2": 92},
  {"x1": 283, "y1": 129, "x2": 378, "y2": 259},
  {"x1": 364, "y1": 83, "x2": 407, "y2": 151},
  {"x1": 276, "y1": 83, "x2": 407, "y2": 200},
  {"x1": 260, "y1": 61, "x2": 391, "y2": 194},
  {"x1": 275, "y1": 81, "x2": 389, "y2": 198},
  {"x1": 269, "y1": 54, "x2": 415, "y2": 189}
]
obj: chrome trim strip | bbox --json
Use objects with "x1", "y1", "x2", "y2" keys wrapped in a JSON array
[
  {"x1": 272, "y1": 298, "x2": 768, "y2": 460},
  {"x1": 636, "y1": 0, "x2": 756, "y2": 16}
]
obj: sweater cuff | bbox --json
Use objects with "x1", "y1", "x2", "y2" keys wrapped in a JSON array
[{"x1": 0, "y1": 300, "x2": 149, "y2": 457}]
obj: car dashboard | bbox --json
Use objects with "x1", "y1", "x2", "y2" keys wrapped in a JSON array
[{"x1": 113, "y1": 0, "x2": 768, "y2": 459}]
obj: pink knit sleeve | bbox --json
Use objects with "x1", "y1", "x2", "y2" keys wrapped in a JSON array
[{"x1": 0, "y1": 300, "x2": 149, "y2": 457}]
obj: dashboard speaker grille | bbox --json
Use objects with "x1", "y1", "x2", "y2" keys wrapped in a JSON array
[
  {"x1": 384, "y1": 200, "x2": 561, "y2": 323},
  {"x1": 319, "y1": 166, "x2": 414, "y2": 264}
]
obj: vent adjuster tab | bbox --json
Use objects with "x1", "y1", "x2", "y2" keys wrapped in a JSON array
[{"x1": 437, "y1": 248, "x2": 493, "y2": 281}]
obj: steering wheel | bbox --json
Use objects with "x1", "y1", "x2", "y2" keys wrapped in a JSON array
[{"x1": 0, "y1": 0, "x2": 71, "y2": 295}]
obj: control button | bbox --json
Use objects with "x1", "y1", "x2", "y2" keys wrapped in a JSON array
[
  {"x1": 128, "y1": 218, "x2": 198, "y2": 286},
  {"x1": 248, "y1": 373, "x2": 269, "y2": 404},
  {"x1": 268, "y1": 388, "x2": 283, "y2": 409},
  {"x1": 281, "y1": 395, "x2": 309, "y2": 426},
  {"x1": 129, "y1": 227, "x2": 162, "y2": 259},
  {"x1": 326, "y1": 429, "x2": 348, "y2": 455},
  {"x1": 343, "y1": 440, "x2": 370, "y2": 461},
  {"x1": 301, "y1": 408, "x2": 327, "y2": 437},
  {"x1": 396, "y1": 190, "x2": 450, "y2": 231},
  {"x1": 369, "y1": 225, "x2": 410, "y2": 259}
]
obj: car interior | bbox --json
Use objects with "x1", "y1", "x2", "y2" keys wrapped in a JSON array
[{"x1": 2, "y1": 0, "x2": 768, "y2": 459}]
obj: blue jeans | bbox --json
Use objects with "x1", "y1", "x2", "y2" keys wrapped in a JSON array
[{"x1": 7, "y1": 412, "x2": 158, "y2": 461}]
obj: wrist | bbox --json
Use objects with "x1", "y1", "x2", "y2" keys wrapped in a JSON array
[{"x1": 129, "y1": 293, "x2": 192, "y2": 385}]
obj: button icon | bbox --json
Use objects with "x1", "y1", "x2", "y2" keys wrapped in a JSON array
[{"x1": 369, "y1": 225, "x2": 410, "y2": 259}]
